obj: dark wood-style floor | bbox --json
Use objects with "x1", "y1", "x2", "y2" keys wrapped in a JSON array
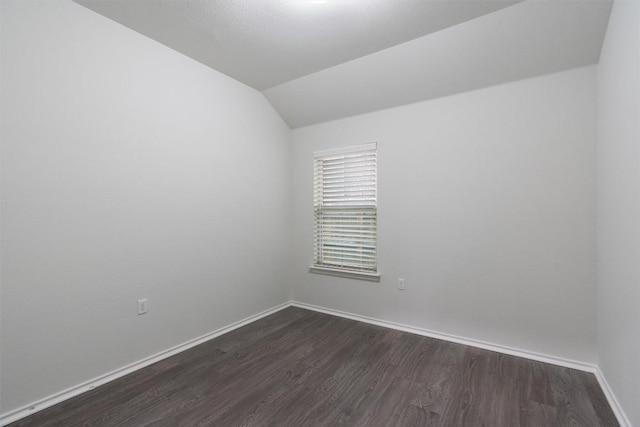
[{"x1": 10, "y1": 307, "x2": 617, "y2": 426}]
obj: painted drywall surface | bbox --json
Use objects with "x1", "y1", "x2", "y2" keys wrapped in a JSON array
[
  {"x1": 291, "y1": 67, "x2": 597, "y2": 364},
  {"x1": 596, "y1": 1, "x2": 640, "y2": 425},
  {"x1": 0, "y1": 0, "x2": 291, "y2": 413}
]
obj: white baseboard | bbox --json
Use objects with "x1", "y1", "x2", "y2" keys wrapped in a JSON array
[
  {"x1": 291, "y1": 301, "x2": 597, "y2": 372},
  {"x1": 593, "y1": 367, "x2": 632, "y2": 427},
  {"x1": 291, "y1": 301, "x2": 633, "y2": 427},
  {"x1": 0, "y1": 302, "x2": 290, "y2": 427}
]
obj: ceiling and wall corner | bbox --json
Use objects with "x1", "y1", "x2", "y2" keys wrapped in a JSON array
[
  {"x1": 265, "y1": 0, "x2": 613, "y2": 127},
  {"x1": 73, "y1": 0, "x2": 523, "y2": 90},
  {"x1": 74, "y1": 0, "x2": 612, "y2": 128}
]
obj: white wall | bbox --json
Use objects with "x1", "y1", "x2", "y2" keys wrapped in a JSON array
[
  {"x1": 596, "y1": 1, "x2": 640, "y2": 425},
  {"x1": 0, "y1": 0, "x2": 291, "y2": 414},
  {"x1": 291, "y1": 66, "x2": 597, "y2": 364}
]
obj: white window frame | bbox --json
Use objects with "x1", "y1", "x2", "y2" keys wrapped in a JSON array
[{"x1": 310, "y1": 142, "x2": 380, "y2": 282}]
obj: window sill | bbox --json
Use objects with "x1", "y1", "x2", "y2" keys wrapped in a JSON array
[{"x1": 309, "y1": 266, "x2": 381, "y2": 282}]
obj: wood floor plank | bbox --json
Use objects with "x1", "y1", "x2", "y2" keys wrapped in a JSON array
[
  {"x1": 551, "y1": 365, "x2": 611, "y2": 427},
  {"x1": 574, "y1": 369, "x2": 620, "y2": 427},
  {"x1": 9, "y1": 307, "x2": 618, "y2": 427}
]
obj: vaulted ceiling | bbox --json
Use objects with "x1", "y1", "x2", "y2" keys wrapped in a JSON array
[{"x1": 75, "y1": 0, "x2": 612, "y2": 128}]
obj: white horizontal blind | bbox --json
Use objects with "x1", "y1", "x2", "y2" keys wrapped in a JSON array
[{"x1": 313, "y1": 143, "x2": 377, "y2": 273}]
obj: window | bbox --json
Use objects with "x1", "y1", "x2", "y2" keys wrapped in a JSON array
[{"x1": 310, "y1": 142, "x2": 379, "y2": 281}]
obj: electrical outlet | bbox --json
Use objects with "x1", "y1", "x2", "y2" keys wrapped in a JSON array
[
  {"x1": 398, "y1": 278, "x2": 405, "y2": 290},
  {"x1": 137, "y1": 298, "x2": 148, "y2": 315}
]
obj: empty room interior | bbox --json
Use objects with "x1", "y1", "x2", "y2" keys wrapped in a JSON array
[{"x1": 1, "y1": 0, "x2": 639, "y2": 426}]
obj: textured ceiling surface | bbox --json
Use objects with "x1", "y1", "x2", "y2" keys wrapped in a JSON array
[
  {"x1": 74, "y1": 0, "x2": 612, "y2": 128},
  {"x1": 74, "y1": 0, "x2": 522, "y2": 90},
  {"x1": 265, "y1": 0, "x2": 613, "y2": 127}
]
